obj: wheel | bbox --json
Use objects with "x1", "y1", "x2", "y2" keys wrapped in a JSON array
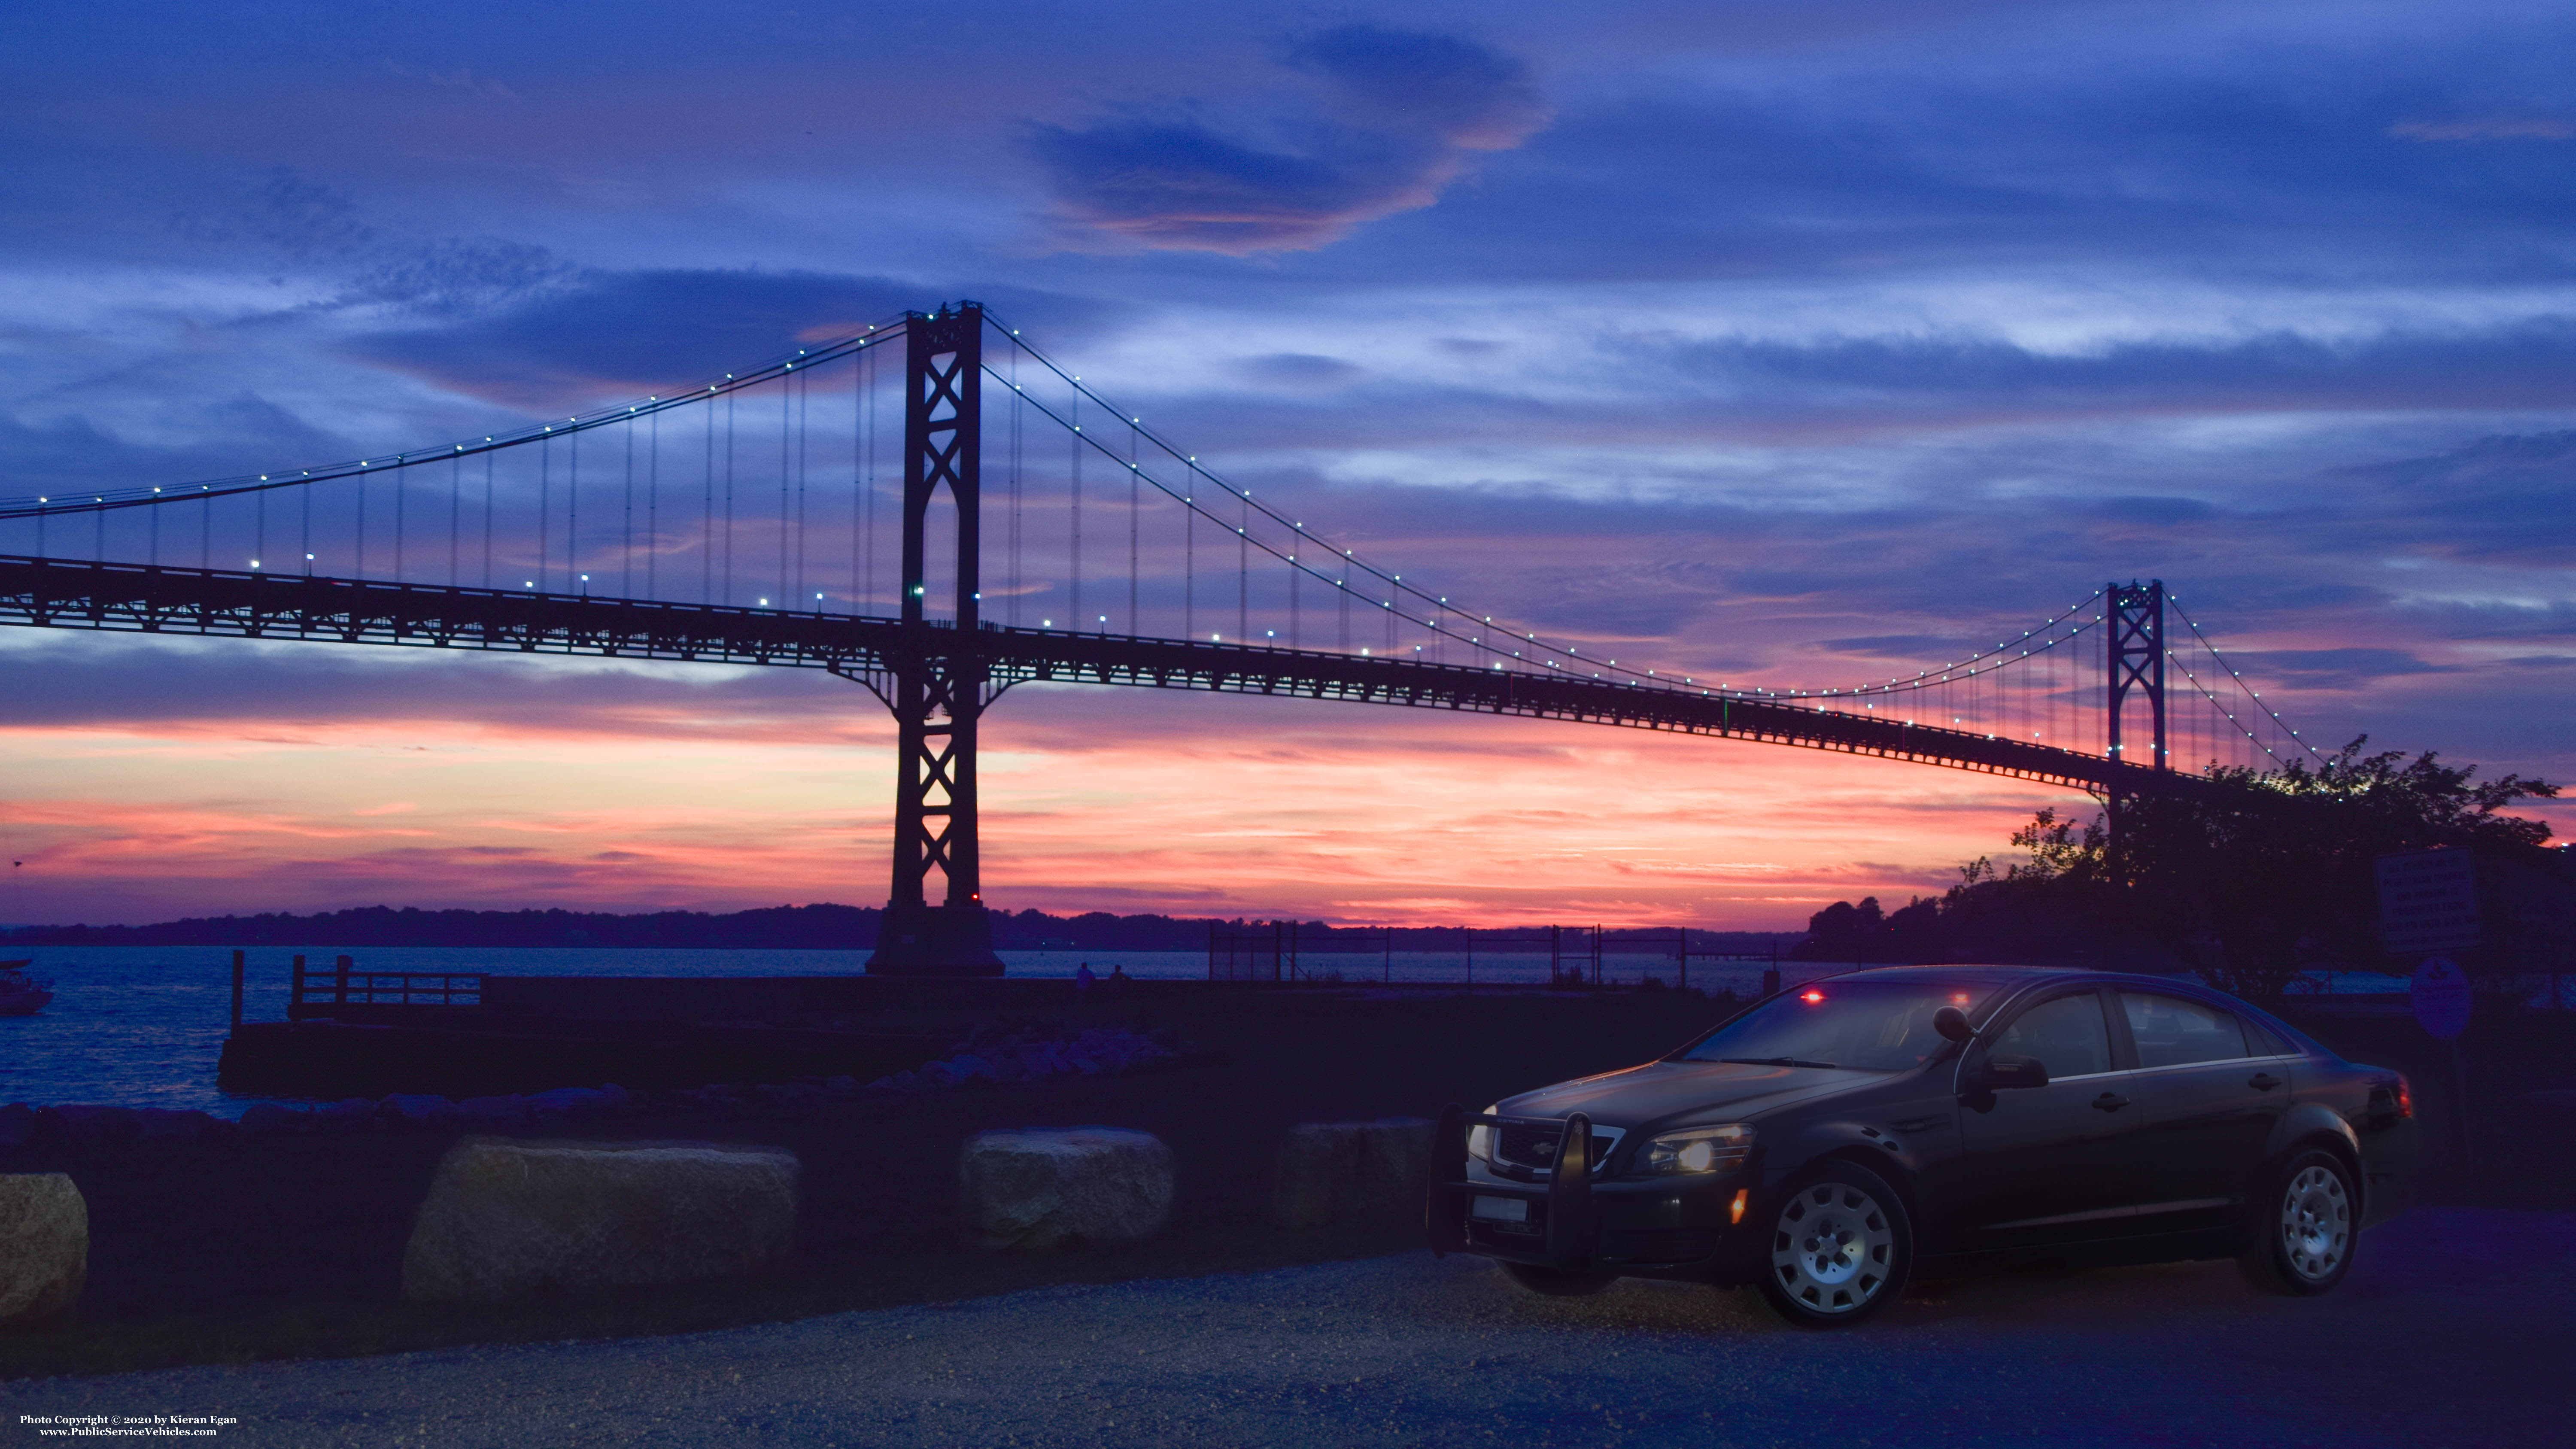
[
  {"x1": 1755, "y1": 1164, "x2": 1912, "y2": 1327},
  {"x1": 2239, "y1": 1148, "x2": 2357, "y2": 1297},
  {"x1": 1498, "y1": 1261, "x2": 1615, "y2": 1297}
]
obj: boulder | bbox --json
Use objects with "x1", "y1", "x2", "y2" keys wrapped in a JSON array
[
  {"x1": 1272, "y1": 1118, "x2": 1438, "y2": 1229},
  {"x1": 238, "y1": 1103, "x2": 304, "y2": 1136},
  {"x1": 0, "y1": 1174, "x2": 87, "y2": 1328},
  {"x1": 43, "y1": 1106, "x2": 143, "y2": 1145},
  {"x1": 960, "y1": 1127, "x2": 1174, "y2": 1250},
  {"x1": 401, "y1": 1138, "x2": 799, "y2": 1303},
  {"x1": 456, "y1": 1095, "x2": 530, "y2": 1121}
]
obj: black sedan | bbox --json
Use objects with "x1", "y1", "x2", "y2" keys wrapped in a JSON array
[{"x1": 1426, "y1": 966, "x2": 2418, "y2": 1326}]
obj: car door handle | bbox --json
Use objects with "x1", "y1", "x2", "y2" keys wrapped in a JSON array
[
  {"x1": 2091, "y1": 1093, "x2": 2130, "y2": 1113},
  {"x1": 2248, "y1": 1073, "x2": 2282, "y2": 1092}
]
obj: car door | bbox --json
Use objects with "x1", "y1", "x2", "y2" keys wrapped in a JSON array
[
  {"x1": 2115, "y1": 989, "x2": 2291, "y2": 1233},
  {"x1": 1936, "y1": 985, "x2": 2145, "y2": 1252}
]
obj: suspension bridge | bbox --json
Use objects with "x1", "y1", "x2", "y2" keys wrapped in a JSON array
[{"x1": 0, "y1": 303, "x2": 2324, "y2": 972}]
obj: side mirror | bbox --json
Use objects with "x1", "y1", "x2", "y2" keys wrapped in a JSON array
[
  {"x1": 1933, "y1": 1006, "x2": 1978, "y2": 1044},
  {"x1": 1975, "y1": 1054, "x2": 2051, "y2": 1091}
]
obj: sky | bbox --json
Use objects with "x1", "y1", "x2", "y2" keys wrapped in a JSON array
[{"x1": 2, "y1": 0, "x2": 2572, "y2": 930}]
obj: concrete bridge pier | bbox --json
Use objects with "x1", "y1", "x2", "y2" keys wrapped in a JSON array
[{"x1": 867, "y1": 903, "x2": 1005, "y2": 976}]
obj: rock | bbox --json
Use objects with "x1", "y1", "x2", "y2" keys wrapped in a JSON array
[
  {"x1": 133, "y1": 1109, "x2": 219, "y2": 1139},
  {"x1": 0, "y1": 1174, "x2": 87, "y2": 1328},
  {"x1": 959, "y1": 1127, "x2": 1174, "y2": 1250},
  {"x1": 457, "y1": 1095, "x2": 529, "y2": 1121},
  {"x1": 401, "y1": 1138, "x2": 801, "y2": 1303},
  {"x1": 308, "y1": 1099, "x2": 375, "y2": 1133},
  {"x1": 1272, "y1": 1118, "x2": 1438, "y2": 1229},
  {"x1": 45, "y1": 1106, "x2": 143, "y2": 1145},
  {"x1": 238, "y1": 1103, "x2": 303, "y2": 1136},
  {"x1": 381, "y1": 1094, "x2": 456, "y2": 1124}
]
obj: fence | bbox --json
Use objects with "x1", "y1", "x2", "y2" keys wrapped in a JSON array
[
  {"x1": 286, "y1": 953, "x2": 483, "y2": 1020},
  {"x1": 1206, "y1": 923, "x2": 1786, "y2": 989}
]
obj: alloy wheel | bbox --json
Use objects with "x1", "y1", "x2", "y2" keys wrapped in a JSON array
[
  {"x1": 2278, "y1": 1162, "x2": 2350, "y2": 1284},
  {"x1": 1771, "y1": 1181, "x2": 1895, "y2": 1315}
]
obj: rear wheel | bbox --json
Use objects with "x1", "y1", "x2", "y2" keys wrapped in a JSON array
[
  {"x1": 2239, "y1": 1148, "x2": 2357, "y2": 1297},
  {"x1": 1756, "y1": 1163, "x2": 1912, "y2": 1327},
  {"x1": 1498, "y1": 1261, "x2": 1614, "y2": 1297}
]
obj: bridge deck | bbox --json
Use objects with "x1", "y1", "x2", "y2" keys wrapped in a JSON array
[{"x1": 0, "y1": 555, "x2": 2205, "y2": 796}]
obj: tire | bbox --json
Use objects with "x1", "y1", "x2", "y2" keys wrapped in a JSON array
[
  {"x1": 2239, "y1": 1148, "x2": 2358, "y2": 1297},
  {"x1": 1498, "y1": 1261, "x2": 1615, "y2": 1297},
  {"x1": 1755, "y1": 1163, "x2": 1913, "y2": 1327}
]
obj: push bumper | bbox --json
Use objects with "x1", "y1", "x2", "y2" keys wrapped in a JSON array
[{"x1": 1425, "y1": 1103, "x2": 1754, "y2": 1278}]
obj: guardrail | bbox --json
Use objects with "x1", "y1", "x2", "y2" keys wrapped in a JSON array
[{"x1": 288, "y1": 954, "x2": 482, "y2": 1019}]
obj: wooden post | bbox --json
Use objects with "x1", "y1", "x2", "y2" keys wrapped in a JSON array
[
  {"x1": 230, "y1": 949, "x2": 244, "y2": 1029},
  {"x1": 335, "y1": 953, "x2": 352, "y2": 1005},
  {"x1": 1464, "y1": 928, "x2": 1473, "y2": 986},
  {"x1": 290, "y1": 954, "x2": 305, "y2": 1017},
  {"x1": 1383, "y1": 928, "x2": 1391, "y2": 984}
]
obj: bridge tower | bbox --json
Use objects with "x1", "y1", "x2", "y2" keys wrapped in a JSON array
[
  {"x1": 866, "y1": 303, "x2": 1005, "y2": 975},
  {"x1": 2105, "y1": 579, "x2": 2167, "y2": 772}
]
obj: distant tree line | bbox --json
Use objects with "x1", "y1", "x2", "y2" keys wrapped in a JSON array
[
  {"x1": 1792, "y1": 738, "x2": 2570, "y2": 1001},
  {"x1": 0, "y1": 903, "x2": 1798, "y2": 956}
]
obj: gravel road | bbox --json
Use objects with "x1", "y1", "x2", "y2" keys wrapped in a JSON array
[{"x1": 7, "y1": 1208, "x2": 2567, "y2": 1448}]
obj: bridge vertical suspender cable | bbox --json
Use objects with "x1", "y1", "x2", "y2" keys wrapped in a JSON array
[
  {"x1": 1008, "y1": 342, "x2": 1022, "y2": 629},
  {"x1": 1127, "y1": 417, "x2": 1139, "y2": 635},
  {"x1": 1069, "y1": 384, "x2": 1081, "y2": 629}
]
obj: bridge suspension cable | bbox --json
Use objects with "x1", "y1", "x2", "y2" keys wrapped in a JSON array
[{"x1": 0, "y1": 301, "x2": 2324, "y2": 780}]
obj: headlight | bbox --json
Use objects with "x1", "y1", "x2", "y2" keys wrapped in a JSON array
[
  {"x1": 1641, "y1": 1124, "x2": 1753, "y2": 1175},
  {"x1": 1466, "y1": 1105, "x2": 1499, "y2": 1164}
]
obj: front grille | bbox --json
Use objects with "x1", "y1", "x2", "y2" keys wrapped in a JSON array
[{"x1": 1492, "y1": 1119, "x2": 1624, "y2": 1176}]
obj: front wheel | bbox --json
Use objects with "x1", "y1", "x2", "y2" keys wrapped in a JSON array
[
  {"x1": 1498, "y1": 1261, "x2": 1614, "y2": 1297},
  {"x1": 2239, "y1": 1148, "x2": 2357, "y2": 1297},
  {"x1": 1755, "y1": 1164, "x2": 1912, "y2": 1327}
]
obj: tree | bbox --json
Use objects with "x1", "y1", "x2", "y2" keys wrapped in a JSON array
[
  {"x1": 2013, "y1": 738, "x2": 2558, "y2": 1000},
  {"x1": 1788, "y1": 738, "x2": 2561, "y2": 999}
]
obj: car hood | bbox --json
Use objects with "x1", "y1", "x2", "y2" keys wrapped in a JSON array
[{"x1": 1498, "y1": 1058, "x2": 1865, "y2": 1132}]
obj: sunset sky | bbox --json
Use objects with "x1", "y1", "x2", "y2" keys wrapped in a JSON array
[{"x1": 3, "y1": 1, "x2": 2571, "y2": 929}]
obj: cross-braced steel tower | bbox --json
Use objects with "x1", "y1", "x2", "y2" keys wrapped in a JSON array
[
  {"x1": 2106, "y1": 579, "x2": 2166, "y2": 773},
  {"x1": 865, "y1": 303, "x2": 1004, "y2": 973}
]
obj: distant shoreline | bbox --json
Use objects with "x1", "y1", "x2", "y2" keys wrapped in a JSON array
[{"x1": 2, "y1": 902, "x2": 1804, "y2": 955}]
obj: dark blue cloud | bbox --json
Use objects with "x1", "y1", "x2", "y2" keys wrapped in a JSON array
[
  {"x1": 1026, "y1": 24, "x2": 1547, "y2": 252},
  {"x1": 344, "y1": 270, "x2": 1112, "y2": 409},
  {"x1": 2328, "y1": 431, "x2": 2576, "y2": 567}
]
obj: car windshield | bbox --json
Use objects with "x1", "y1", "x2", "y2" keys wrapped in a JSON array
[{"x1": 1677, "y1": 978, "x2": 1999, "y2": 1072}]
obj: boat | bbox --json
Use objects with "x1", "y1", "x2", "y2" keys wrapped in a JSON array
[{"x1": 0, "y1": 961, "x2": 52, "y2": 1015}]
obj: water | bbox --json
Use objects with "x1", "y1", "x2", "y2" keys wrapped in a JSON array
[{"x1": 0, "y1": 945, "x2": 1814, "y2": 1114}]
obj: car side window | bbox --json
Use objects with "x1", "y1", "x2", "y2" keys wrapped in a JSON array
[
  {"x1": 2120, "y1": 991, "x2": 2248, "y2": 1068},
  {"x1": 1988, "y1": 992, "x2": 2113, "y2": 1078}
]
